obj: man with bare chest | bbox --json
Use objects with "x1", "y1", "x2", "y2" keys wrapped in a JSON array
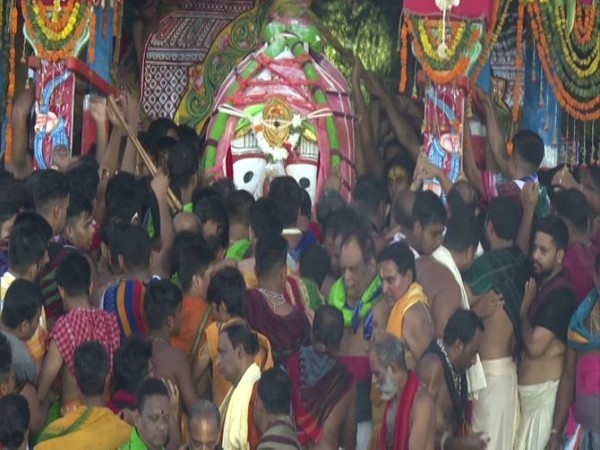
[
  {"x1": 288, "y1": 305, "x2": 357, "y2": 450},
  {"x1": 464, "y1": 197, "x2": 531, "y2": 450},
  {"x1": 143, "y1": 279, "x2": 199, "y2": 415},
  {"x1": 515, "y1": 217, "x2": 577, "y2": 450},
  {"x1": 370, "y1": 242, "x2": 433, "y2": 449},
  {"x1": 372, "y1": 242, "x2": 432, "y2": 369},
  {"x1": 391, "y1": 191, "x2": 461, "y2": 337},
  {"x1": 328, "y1": 228, "x2": 382, "y2": 448},
  {"x1": 417, "y1": 310, "x2": 489, "y2": 450},
  {"x1": 370, "y1": 334, "x2": 434, "y2": 450}
]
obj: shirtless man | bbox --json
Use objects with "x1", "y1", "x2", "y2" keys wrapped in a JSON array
[
  {"x1": 515, "y1": 216, "x2": 577, "y2": 450},
  {"x1": 373, "y1": 241, "x2": 432, "y2": 369},
  {"x1": 143, "y1": 279, "x2": 199, "y2": 415},
  {"x1": 464, "y1": 197, "x2": 531, "y2": 450},
  {"x1": 329, "y1": 228, "x2": 382, "y2": 448},
  {"x1": 392, "y1": 191, "x2": 461, "y2": 336},
  {"x1": 370, "y1": 334, "x2": 434, "y2": 450},
  {"x1": 288, "y1": 305, "x2": 357, "y2": 450},
  {"x1": 417, "y1": 310, "x2": 489, "y2": 450}
]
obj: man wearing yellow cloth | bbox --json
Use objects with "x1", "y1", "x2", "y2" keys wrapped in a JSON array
[
  {"x1": 370, "y1": 242, "x2": 433, "y2": 449},
  {"x1": 196, "y1": 268, "x2": 273, "y2": 406},
  {"x1": 219, "y1": 323, "x2": 262, "y2": 450},
  {"x1": 35, "y1": 342, "x2": 130, "y2": 449}
]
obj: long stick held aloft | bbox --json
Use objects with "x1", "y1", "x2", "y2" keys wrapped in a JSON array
[{"x1": 106, "y1": 95, "x2": 182, "y2": 213}]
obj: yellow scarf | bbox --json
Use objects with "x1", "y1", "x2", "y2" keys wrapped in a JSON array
[{"x1": 386, "y1": 282, "x2": 429, "y2": 337}]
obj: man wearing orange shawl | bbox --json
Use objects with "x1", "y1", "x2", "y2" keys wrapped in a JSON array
[
  {"x1": 171, "y1": 243, "x2": 215, "y2": 359},
  {"x1": 195, "y1": 267, "x2": 273, "y2": 406},
  {"x1": 369, "y1": 334, "x2": 434, "y2": 450},
  {"x1": 370, "y1": 242, "x2": 433, "y2": 449}
]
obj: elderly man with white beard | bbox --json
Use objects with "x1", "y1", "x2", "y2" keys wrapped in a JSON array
[{"x1": 369, "y1": 334, "x2": 435, "y2": 450}]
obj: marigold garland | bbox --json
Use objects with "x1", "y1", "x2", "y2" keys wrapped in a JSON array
[
  {"x1": 402, "y1": 14, "x2": 482, "y2": 86},
  {"x1": 470, "y1": 0, "x2": 513, "y2": 84},
  {"x1": 574, "y1": 2, "x2": 595, "y2": 47},
  {"x1": 512, "y1": 0, "x2": 525, "y2": 126},
  {"x1": 400, "y1": 21, "x2": 409, "y2": 92},
  {"x1": 21, "y1": 0, "x2": 93, "y2": 62},
  {"x1": 528, "y1": 0, "x2": 600, "y2": 121},
  {"x1": 6, "y1": 1, "x2": 18, "y2": 163},
  {"x1": 88, "y1": 6, "x2": 96, "y2": 63},
  {"x1": 40, "y1": 0, "x2": 77, "y2": 34}
]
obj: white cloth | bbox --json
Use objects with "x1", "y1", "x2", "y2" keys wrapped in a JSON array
[
  {"x1": 432, "y1": 245, "x2": 487, "y2": 395},
  {"x1": 514, "y1": 379, "x2": 559, "y2": 450},
  {"x1": 222, "y1": 363, "x2": 261, "y2": 450},
  {"x1": 356, "y1": 420, "x2": 372, "y2": 450},
  {"x1": 391, "y1": 232, "x2": 420, "y2": 259},
  {"x1": 472, "y1": 357, "x2": 519, "y2": 450}
]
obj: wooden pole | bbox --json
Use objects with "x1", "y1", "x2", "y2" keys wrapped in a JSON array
[{"x1": 106, "y1": 95, "x2": 182, "y2": 213}]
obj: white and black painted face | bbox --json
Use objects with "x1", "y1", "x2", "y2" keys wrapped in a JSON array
[{"x1": 229, "y1": 133, "x2": 319, "y2": 203}]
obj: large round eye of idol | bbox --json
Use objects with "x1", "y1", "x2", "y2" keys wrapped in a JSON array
[
  {"x1": 299, "y1": 177, "x2": 310, "y2": 189},
  {"x1": 232, "y1": 157, "x2": 267, "y2": 198},
  {"x1": 286, "y1": 163, "x2": 317, "y2": 203}
]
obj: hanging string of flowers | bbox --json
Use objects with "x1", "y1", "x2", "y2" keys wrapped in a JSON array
[
  {"x1": 512, "y1": 0, "x2": 525, "y2": 127},
  {"x1": 6, "y1": 1, "x2": 18, "y2": 163},
  {"x1": 0, "y1": 0, "x2": 7, "y2": 114},
  {"x1": 400, "y1": 14, "x2": 482, "y2": 87},
  {"x1": 21, "y1": 0, "x2": 93, "y2": 62},
  {"x1": 470, "y1": 0, "x2": 514, "y2": 84},
  {"x1": 573, "y1": 0, "x2": 596, "y2": 48},
  {"x1": 87, "y1": 8, "x2": 96, "y2": 63},
  {"x1": 399, "y1": 21, "x2": 409, "y2": 92},
  {"x1": 528, "y1": 0, "x2": 600, "y2": 121}
]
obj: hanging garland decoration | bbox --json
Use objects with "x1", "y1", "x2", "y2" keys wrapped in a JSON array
[
  {"x1": 5, "y1": 1, "x2": 18, "y2": 163},
  {"x1": 470, "y1": 0, "x2": 514, "y2": 84},
  {"x1": 0, "y1": 0, "x2": 8, "y2": 114},
  {"x1": 512, "y1": 0, "x2": 525, "y2": 127},
  {"x1": 528, "y1": 0, "x2": 600, "y2": 121},
  {"x1": 87, "y1": 8, "x2": 96, "y2": 63},
  {"x1": 573, "y1": 0, "x2": 596, "y2": 48},
  {"x1": 21, "y1": 0, "x2": 93, "y2": 62},
  {"x1": 400, "y1": 15, "x2": 481, "y2": 88}
]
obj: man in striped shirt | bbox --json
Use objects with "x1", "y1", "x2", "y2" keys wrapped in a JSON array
[{"x1": 254, "y1": 368, "x2": 301, "y2": 450}]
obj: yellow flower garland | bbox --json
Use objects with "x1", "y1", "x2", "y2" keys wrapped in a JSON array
[
  {"x1": 418, "y1": 19, "x2": 466, "y2": 62},
  {"x1": 33, "y1": 2, "x2": 81, "y2": 41}
]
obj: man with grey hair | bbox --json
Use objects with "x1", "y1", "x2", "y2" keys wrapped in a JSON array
[
  {"x1": 369, "y1": 333, "x2": 435, "y2": 450},
  {"x1": 182, "y1": 400, "x2": 221, "y2": 450}
]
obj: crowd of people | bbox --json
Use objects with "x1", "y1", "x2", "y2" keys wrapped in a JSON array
[{"x1": 0, "y1": 36, "x2": 599, "y2": 450}]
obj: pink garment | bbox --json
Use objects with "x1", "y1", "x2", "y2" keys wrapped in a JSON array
[
  {"x1": 576, "y1": 353, "x2": 600, "y2": 397},
  {"x1": 575, "y1": 352, "x2": 600, "y2": 433},
  {"x1": 564, "y1": 242, "x2": 597, "y2": 303},
  {"x1": 49, "y1": 308, "x2": 121, "y2": 377},
  {"x1": 339, "y1": 355, "x2": 371, "y2": 382}
]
